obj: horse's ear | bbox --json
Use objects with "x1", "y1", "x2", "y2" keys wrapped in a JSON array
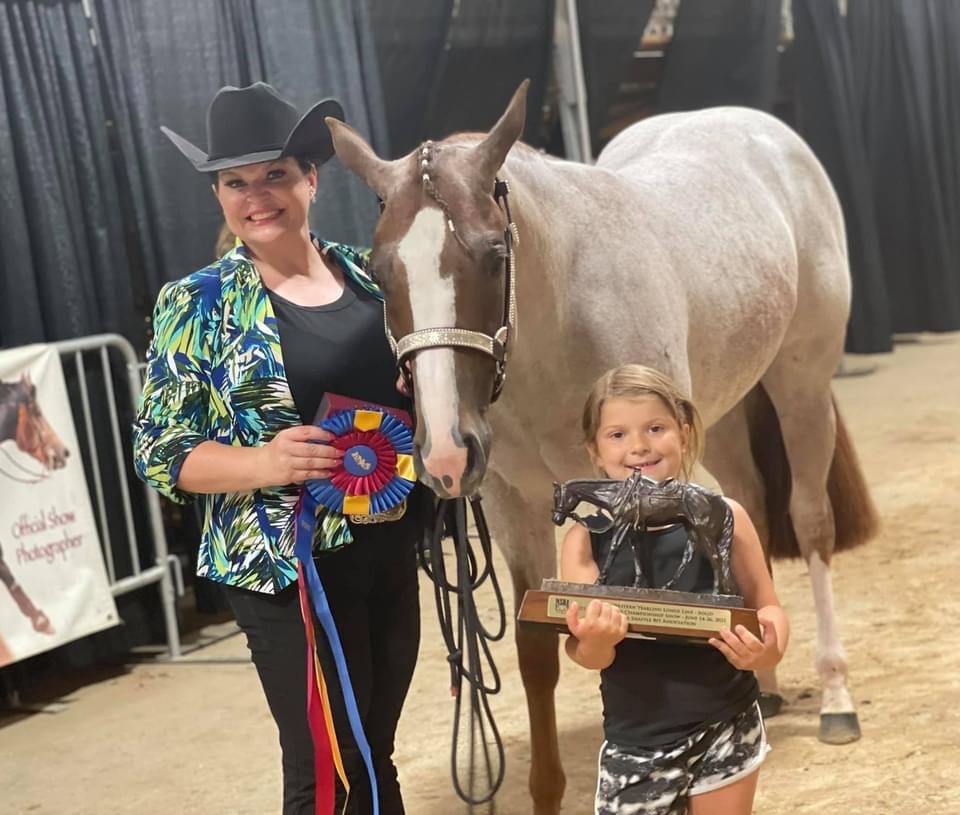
[
  {"x1": 325, "y1": 118, "x2": 400, "y2": 199},
  {"x1": 475, "y1": 79, "x2": 529, "y2": 184}
]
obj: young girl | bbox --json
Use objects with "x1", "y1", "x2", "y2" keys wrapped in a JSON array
[{"x1": 561, "y1": 364, "x2": 790, "y2": 815}]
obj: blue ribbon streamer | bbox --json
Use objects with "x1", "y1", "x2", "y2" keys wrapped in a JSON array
[{"x1": 295, "y1": 489, "x2": 380, "y2": 815}]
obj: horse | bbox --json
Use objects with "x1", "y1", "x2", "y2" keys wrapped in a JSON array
[
  {"x1": 0, "y1": 373, "x2": 69, "y2": 475},
  {"x1": 553, "y1": 472, "x2": 737, "y2": 596},
  {"x1": 326, "y1": 80, "x2": 878, "y2": 813}
]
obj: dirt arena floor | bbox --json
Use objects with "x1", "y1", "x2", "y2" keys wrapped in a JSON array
[{"x1": 2, "y1": 333, "x2": 958, "y2": 815}]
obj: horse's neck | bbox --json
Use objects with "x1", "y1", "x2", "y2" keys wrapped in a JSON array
[{"x1": 503, "y1": 150, "x2": 594, "y2": 294}]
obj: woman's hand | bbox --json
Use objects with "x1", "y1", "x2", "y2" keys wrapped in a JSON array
[
  {"x1": 258, "y1": 425, "x2": 343, "y2": 486},
  {"x1": 708, "y1": 617, "x2": 781, "y2": 671},
  {"x1": 564, "y1": 599, "x2": 628, "y2": 670}
]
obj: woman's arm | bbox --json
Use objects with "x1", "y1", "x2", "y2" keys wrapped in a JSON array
[
  {"x1": 133, "y1": 279, "x2": 217, "y2": 503},
  {"x1": 177, "y1": 426, "x2": 342, "y2": 494},
  {"x1": 133, "y1": 277, "x2": 343, "y2": 499},
  {"x1": 709, "y1": 498, "x2": 790, "y2": 671}
]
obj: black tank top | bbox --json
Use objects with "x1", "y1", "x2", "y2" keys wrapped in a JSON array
[
  {"x1": 268, "y1": 276, "x2": 420, "y2": 544},
  {"x1": 267, "y1": 276, "x2": 410, "y2": 424},
  {"x1": 591, "y1": 524, "x2": 759, "y2": 748}
]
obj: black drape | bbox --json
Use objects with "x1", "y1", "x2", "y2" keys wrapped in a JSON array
[
  {"x1": 425, "y1": 0, "x2": 553, "y2": 144},
  {"x1": 790, "y1": 0, "x2": 891, "y2": 353},
  {"x1": 577, "y1": 0, "x2": 655, "y2": 151},
  {"x1": 90, "y1": 0, "x2": 263, "y2": 315},
  {"x1": 0, "y1": 0, "x2": 137, "y2": 348},
  {"x1": 368, "y1": 0, "x2": 554, "y2": 156},
  {"x1": 848, "y1": 0, "x2": 960, "y2": 334},
  {"x1": 658, "y1": 0, "x2": 781, "y2": 112},
  {"x1": 368, "y1": 0, "x2": 451, "y2": 157},
  {"x1": 251, "y1": 0, "x2": 388, "y2": 247}
]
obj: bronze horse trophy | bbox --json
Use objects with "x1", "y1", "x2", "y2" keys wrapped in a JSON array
[
  {"x1": 552, "y1": 470, "x2": 738, "y2": 595},
  {"x1": 520, "y1": 471, "x2": 758, "y2": 643}
]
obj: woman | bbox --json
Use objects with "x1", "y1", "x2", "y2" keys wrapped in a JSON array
[{"x1": 133, "y1": 82, "x2": 420, "y2": 814}]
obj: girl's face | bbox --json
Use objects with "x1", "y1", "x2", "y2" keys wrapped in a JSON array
[
  {"x1": 590, "y1": 396, "x2": 689, "y2": 482},
  {"x1": 214, "y1": 158, "x2": 316, "y2": 246}
]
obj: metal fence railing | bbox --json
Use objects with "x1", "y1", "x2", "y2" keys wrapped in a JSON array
[{"x1": 53, "y1": 334, "x2": 181, "y2": 658}]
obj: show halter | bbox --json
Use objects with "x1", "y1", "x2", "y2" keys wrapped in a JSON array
[{"x1": 384, "y1": 140, "x2": 519, "y2": 404}]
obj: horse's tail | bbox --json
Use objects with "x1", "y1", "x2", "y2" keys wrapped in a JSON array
[
  {"x1": 748, "y1": 387, "x2": 879, "y2": 560},
  {"x1": 828, "y1": 400, "x2": 880, "y2": 553}
]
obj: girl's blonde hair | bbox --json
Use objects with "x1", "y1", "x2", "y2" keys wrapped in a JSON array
[{"x1": 581, "y1": 364, "x2": 704, "y2": 481}]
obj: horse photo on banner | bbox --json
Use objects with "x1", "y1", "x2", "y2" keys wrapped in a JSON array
[{"x1": 0, "y1": 345, "x2": 117, "y2": 667}]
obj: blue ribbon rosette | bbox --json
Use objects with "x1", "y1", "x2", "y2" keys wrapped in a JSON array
[{"x1": 305, "y1": 405, "x2": 416, "y2": 516}]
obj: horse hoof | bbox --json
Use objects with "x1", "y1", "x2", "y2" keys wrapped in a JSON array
[
  {"x1": 758, "y1": 692, "x2": 784, "y2": 718},
  {"x1": 818, "y1": 712, "x2": 861, "y2": 744}
]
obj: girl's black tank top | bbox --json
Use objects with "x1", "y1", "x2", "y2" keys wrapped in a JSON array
[{"x1": 590, "y1": 523, "x2": 759, "y2": 748}]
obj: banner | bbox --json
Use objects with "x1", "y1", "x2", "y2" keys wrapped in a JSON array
[{"x1": 0, "y1": 344, "x2": 118, "y2": 667}]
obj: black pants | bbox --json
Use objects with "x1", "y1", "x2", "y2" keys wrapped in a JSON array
[{"x1": 225, "y1": 518, "x2": 420, "y2": 815}]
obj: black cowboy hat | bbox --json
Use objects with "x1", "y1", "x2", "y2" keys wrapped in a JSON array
[{"x1": 160, "y1": 82, "x2": 344, "y2": 172}]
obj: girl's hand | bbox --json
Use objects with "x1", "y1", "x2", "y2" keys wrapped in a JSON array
[
  {"x1": 566, "y1": 599, "x2": 628, "y2": 651},
  {"x1": 259, "y1": 425, "x2": 343, "y2": 486},
  {"x1": 708, "y1": 617, "x2": 781, "y2": 671},
  {"x1": 564, "y1": 600, "x2": 628, "y2": 670}
]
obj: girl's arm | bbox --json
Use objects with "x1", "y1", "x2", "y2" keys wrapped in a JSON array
[
  {"x1": 560, "y1": 525, "x2": 627, "y2": 670},
  {"x1": 708, "y1": 498, "x2": 790, "y2": 671}
]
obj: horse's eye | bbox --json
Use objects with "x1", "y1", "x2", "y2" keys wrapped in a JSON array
[
  {"x1": 486, "y1": 242, "x2": 507, "y2": 272},
  {"x1": 377, "y1": 197, "x2": 386, "y2": 214}
]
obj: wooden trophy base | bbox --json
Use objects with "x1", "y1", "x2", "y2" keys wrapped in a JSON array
[{"x1": 517, "y1": 579, "x2": 760, "y2": 644}]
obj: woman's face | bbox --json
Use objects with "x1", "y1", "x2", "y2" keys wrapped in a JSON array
[{"x1": 214, "y1": 158, "x2": 316, "y2": 246}]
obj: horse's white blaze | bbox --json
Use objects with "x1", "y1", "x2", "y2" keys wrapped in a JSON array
[
  {"x1": 396, "y1": 207, "x2": 467, "y2": 489},
  {"x1": 809, "y1": 552, "x2": 855, "y2": 714}
]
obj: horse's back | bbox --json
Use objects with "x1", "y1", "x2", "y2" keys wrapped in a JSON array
[
  {"x1": 598, "y1": 107, "x2": 845, "y2": 258},
  {"x1": 578, "y1": 107, "x2": 849, "y2": 420}
]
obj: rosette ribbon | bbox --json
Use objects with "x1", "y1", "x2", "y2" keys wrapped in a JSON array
[
  {"x1": 294, "y1": 405, "x2": 416, "y2": 815},
  {"x1": 307, "y1": 407, "x2": 416, "y2": 517}
]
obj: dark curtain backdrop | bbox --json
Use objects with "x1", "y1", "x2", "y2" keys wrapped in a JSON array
[
  {"x1": 658, "y1": 0, "x2": 781, "y2": 112},
  {"x1": 0, "y1": 0, "x2": 137, "y2": 348},
  {"x1": 369, "y1": 0, "x2": 554, "y2": 157},
  {"x1": 790, "y1": 0, "x2": 890, "y2": 353},
  {"x1": 848, "y1": 0, "x2": 960, "y2": 334},
  {"x1": 368, "y1": 0, "x2": 450, "y2": 158},
  {"x1": 577, "y1": 0, "x2": 655, "y2": 151}
]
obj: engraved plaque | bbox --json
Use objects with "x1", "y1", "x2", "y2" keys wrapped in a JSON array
[{"x1": 518, "y1": 580, "x2": 760, "y2": 643}]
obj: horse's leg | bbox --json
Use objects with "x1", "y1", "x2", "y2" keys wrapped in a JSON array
[
  {"x1": 760, "y1": 358, "x2": 862, "y2": 744},
  {"x1": 703, "y1": 399, "x2": 784, "y2": 717},
  {"x1": 661, "y1": 524, "x2": 696, "y2": 590},
  {"x1": 483, "y1": 470, "x2": 565, "y2": 814},
  {"x1": 598, "y1": 522, "x2": 622, "y2": 585}
]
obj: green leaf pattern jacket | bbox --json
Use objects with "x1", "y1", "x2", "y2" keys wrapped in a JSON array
[{"x1": 132, "y1": 240, "x2": 381, "y2": 594}]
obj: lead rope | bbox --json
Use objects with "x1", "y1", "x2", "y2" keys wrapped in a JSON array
[{"x1": 419, "y1": 494, "x2": 507, "y2": 809}]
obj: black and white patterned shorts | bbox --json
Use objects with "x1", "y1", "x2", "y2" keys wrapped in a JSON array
[{"x1": 595, "y1": 701, "x2": 768, "y2": 815}]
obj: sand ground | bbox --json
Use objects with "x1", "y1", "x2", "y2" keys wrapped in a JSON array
[{"x1": 2, "y1": 334, "x2": 958, "y2": 814}]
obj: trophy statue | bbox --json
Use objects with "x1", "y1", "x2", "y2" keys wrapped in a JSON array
[{"x1": 517, "y1": 471, "x2": 760, "y2": 643}]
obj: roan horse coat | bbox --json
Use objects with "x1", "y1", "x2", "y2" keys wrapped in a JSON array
[{"x1": 327, "y1": 83, "x2": 877, "y2": 814}]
